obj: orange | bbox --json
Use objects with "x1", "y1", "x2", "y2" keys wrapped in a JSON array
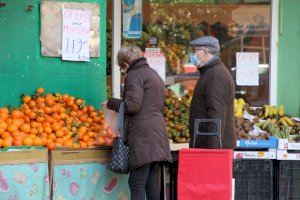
[
  {"x1": 80, "y1": 141, "x2": 88, "y2": 148},
  {"x1": 0, "y1": 121, "x2": 8, "y2": 129},
  {"x1": 44, "y1": 127, "x2": 52, "y2": 134},
  {"x1": 82, "y1": 135, "x2": 90, "y2": 143},
  {"x1": 22, "y1": 95, "x2": 31, "y2": 104},
  {"x1": 44, "y1": 107, "x2": 53, "y2": 114},
  {"x1": 62, "y1": 140, "x2": 72, "y2": 148},
  {"x1": 2, "y1": 138, "x2": 13, "y2": 148},
  {"x1": 97, "y1": 137, "x2": 105, "y2": 146},
  {"x1": 59, "y1": 113, "x2": 68, "y2": 120},
  {"x1": 48, "y1": 133, "x2": 56, "y2": 141},
  {"x1": 13, "y1": 139, "x2": 23, "y2": 146},
  {"x1": 37, "y1": 127, "x2": 44, "y2": 134},
  {"x1": 55, "y1": 130, "x2": 64, "y2": 138},
  {"x1": 36, "y1": 87, "x2": 45, "y2": 94},
  {"x1": 36, "y1": 116, "x2": 45, "y2": 123},
  {"x1": 0, "y1": 138, "x2": 3, "y2": 147},
  {"x1": 7, "y1": 124, "x2": 18, "y2": 133},
  {"x1": 28, "y1": 111, "x2": 37, "y2": 119},
  {"x1": 41, "y1": 137, "x2": 48, "y2": 146},
  {"x1": 22, "y1": 136, "x2": 33, "y2": 146},
  {"x1": 30, "y1": 128, "x2": 38, "y2": 135},
  {"x1": 33, "y1": 137, "x2": 43, "y2": 146},
  {"x1": 87, "y1": 139, "x2": 95, "y2": 147},
  {"x1": 20, "y1": 124, "x2": 31, "y2": 133},
  {"x1": 2, "y1": 132, "x2": 11, "y2": 139},
  {"x1": 11, "y1": 110, "x2": 24, "y2": 119},
  {"x1": 47, "y1": 142, "x2": 56, "y2": 150},
  {"x1": 88, "y1": 106, "x2": 95, "y2": 113},
  {"x1": 28, "y1": 100, "x2": 37, "y2": 109},
  {"x1": 52, "y1": 122, "x2": 61, "y2": 132},
  {"x1": 70, "y1": 111, "x2": 77, "y2": 117},
  {"x1": 87, "y1": 131, "x2": 96, "y2": 138}
]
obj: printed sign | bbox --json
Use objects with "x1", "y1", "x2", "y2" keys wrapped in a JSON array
[
  {"x1": 123, "y1": 0, "x2": 142, "y2": 39},
  {"x1": 144, "y1": 48, "x2": 166, "y2": 82},
  {"x1": 236, "y1": 52, "x2": 259, "y2": 86},
  {"x1": 62, "y1": 8, "x2": 91, "y2": 61}
]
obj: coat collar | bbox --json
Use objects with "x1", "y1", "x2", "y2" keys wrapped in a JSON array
[
  {"x1": 198, "y1": 56, "x2": 222, "y2": 75},
  {"x1": 126, "y1": 57, "x2": 148, "y2": 73}
]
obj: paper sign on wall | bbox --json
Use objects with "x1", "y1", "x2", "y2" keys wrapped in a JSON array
[
  {"x1": 62, "y1": 8, "x2": 91, "y2": 61},
  {"x1": 236, "y1": 52, "x2": 259, "y2": 86},
  {"x1": 144, "y1": 48, "x2": 166, "y2": 82}
]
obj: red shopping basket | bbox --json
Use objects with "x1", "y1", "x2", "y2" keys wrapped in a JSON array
[{"x1": 177, "y1": 119, "x2": 233, "y2": 200}]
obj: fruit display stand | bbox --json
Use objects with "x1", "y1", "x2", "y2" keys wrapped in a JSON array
[
  {"x1": 49, "y1": 147, "x2": 130, "y2": 200},
  {"x1": 0, "y1": 147, "x2": 50, "y2": 200}
]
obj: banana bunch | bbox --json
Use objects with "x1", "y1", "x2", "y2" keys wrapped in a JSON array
[
  {"x1": 263, "y1": 105, "x2": 285, "y2": 118},
  {"x1": 279, "y1": 117, "x2": 295, "y2": 126},
  {"x1": 234, "y1": 98, "x2": 245, "y2": 118}
]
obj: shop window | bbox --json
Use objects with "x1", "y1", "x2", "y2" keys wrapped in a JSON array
[{"x1": 107, "y1": 0, "x2": 271, "y2": 106}]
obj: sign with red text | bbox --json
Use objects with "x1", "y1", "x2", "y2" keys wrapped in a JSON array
[
  {"x1": 236, "y1": 52, "x2": 259, "y2": 86},
  {"x1": 62, "y1": 8, "x2": 91, "y2": 61},
  {"x1": 144, "y1": 48, "x2": 166, "y2": 82}
]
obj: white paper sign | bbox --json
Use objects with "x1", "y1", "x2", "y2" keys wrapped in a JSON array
[
  {"x1": 62, "y1": 9, "x2": 91, "y2": 61},
  {"x1": 144, "y1": 48, "x2": 166, "y2": 82},
  {"x1": 236, "y1": 52, "x2": 259, "y2": 86}
]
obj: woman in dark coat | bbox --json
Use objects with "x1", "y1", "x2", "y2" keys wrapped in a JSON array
[{"x1": 107, "y1": 45, "x2": 172, "y2": 200}]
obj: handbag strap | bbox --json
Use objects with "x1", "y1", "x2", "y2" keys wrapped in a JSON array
[{"x1": 117, "y1": 102, "x2": 125, "y2": 141}]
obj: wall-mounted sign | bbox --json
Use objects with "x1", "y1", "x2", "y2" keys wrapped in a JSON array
[
  {"x1": 123, "y1": 0, "x2": 142, "y2": 39},
  {"x1": 62, "y1": 9, "x2": 91, "y2": 61}
]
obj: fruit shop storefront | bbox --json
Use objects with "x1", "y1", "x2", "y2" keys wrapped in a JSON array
[
  {"x1": 107, "y1": 0, "x2": 300, "y2": 199},
  {"x1": 0, "y1": 0, "x2": 300, "y2": 200}
]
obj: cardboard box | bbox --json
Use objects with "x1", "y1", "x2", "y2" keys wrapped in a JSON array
[
  {"x1": 234, "y1": 148, "x2": 277, "y2": 159},
  {"x1": 0, "y1": 147, "x2": 48, "y2": 165}
]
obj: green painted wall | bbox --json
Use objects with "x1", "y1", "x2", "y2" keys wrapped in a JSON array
[
  {"x1": 278, "y1": 0, "x2": 300, "y2": 117},
  {"x1": 0, "y1": 0, "x2": 106, "y2": 109}
]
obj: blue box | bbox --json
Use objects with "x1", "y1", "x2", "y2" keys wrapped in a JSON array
[{"x1": 237, "y1": 136, "x2": 278, "y2": 149}]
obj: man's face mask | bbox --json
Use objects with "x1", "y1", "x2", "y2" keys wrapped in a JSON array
[{"x1": 189, "y1": 53, "x2": 201, "y2": 67}]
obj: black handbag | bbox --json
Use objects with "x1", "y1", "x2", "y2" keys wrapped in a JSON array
[{"x1": 108, "y1": 102, "x2": 130, "y2": 174}]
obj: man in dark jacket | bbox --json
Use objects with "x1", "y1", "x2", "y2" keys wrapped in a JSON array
[
  {"x1": 107, "y1": 45, "x2": 172, "y2": 200},
  {"x1": 189, "y1": 36, "x2": 236, "y2": 149}
]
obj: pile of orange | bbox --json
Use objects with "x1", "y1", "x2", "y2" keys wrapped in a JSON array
[{"x1": 0, "y1": 88, "x2": 115, "y2": 149}]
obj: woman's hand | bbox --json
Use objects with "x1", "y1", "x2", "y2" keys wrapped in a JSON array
[{"x1": 107, "y1": 98, "x2": 122, "y2": 112}]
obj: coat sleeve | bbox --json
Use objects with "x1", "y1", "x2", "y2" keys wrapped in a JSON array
[
  {"x1": 205, "y1": 74, "x2": 228, "y2": 134},
  {"x1": 124, "y1": 72, "x2": 144, "y2": 114}
]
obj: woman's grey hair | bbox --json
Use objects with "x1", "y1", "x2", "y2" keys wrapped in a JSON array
[{"x1": 117, "y1": 45, "x2": 143, "y2": 66}]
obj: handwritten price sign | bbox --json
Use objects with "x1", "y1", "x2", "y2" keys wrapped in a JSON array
[
  {"x1": 144, "y1": 48, "x2": 166, "y2": 82},
  {"x1": 62, "y1": 9, "x2": 90, "y2": 61},
  {"x1": 236, "y1": 52, "x2": 259, "y2": 86}
]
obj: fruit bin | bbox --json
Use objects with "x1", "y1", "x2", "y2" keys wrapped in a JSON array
[
  {"x1": 49, "y1": 147, "x2": 130, "y2": 200},
  {"x1": 233, "y1": 159, "x2": 274, "y2": 200},
  {"x1": 277, "y1": 160, "x2": 300, "y2": 200},
  {"x1": 0, "y1": 147, "x2": 50, "y2": 200}
]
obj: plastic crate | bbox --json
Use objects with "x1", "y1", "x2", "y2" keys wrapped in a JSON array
[
  {"x1": 278, "y1": 161, "x2": 300, "y2": 200},
  {"x1": 234, "y1": 160, "x2": 273, "y2": 200}
]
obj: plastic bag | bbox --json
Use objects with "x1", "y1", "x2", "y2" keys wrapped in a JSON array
[
  {"x1": 103, "y1": 105, "x2": 119, "y2": 136},
  {"x1": 96, "y1": 102, "x2": 120, "y2": 146}
]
